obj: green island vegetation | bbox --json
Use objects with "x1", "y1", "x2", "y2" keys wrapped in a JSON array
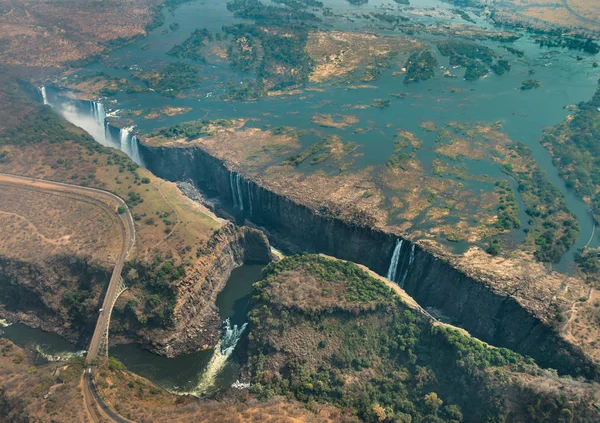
[
  {"x1": 386, "y1": 132, "x2": 420, "y2": 169},
  {"x1": 272, "y1": 0, "x2": 324, "y2": 8},
  {"x1": 145, "y1": 0, "x2": 197, "y2": 32},
  {"x1": 494, "y1": 180, "x2": 521, "y2": 230},
  {"x1": 166, "y1": 28, "x2": 213, "y2": 61},
  {"x1": 490, "y1": 59, "x2": 511, "y2": 75},
  {"x1": 147, "y1": 119, "x2": 235, "y2": 141},
  {"x1": 135, "y1": 62, "x2": 202, "y2": 97},
  {"x1": 433, "y1": 123, "x2": 578, "y2": 262},
  {"x1": 246, "y1": 254, "x2": 593, "y2": 422},
  {"x1": 534, "y1": 36, "x2": 600, "y2": 54},
  {"x1": 437, "y1": 41, "x2": 509, "y2": 81},
  {"x1": 503, "y1": 46, "x2": 524, "y2": 57},
  {"x1": 281, "y1": 139, "x2": 333, "y2": 167},
  {"x1": 58, "y1": 71, "x2": 149, "y2": 97},
  {"x1": 520, "y1": 80, "x2": 542, "y2": 90},
  {"x1": 393, "y1": 0, "x2": 410, "y2": 4},
  {"x1": 347, "y1": 0, "x2": 368, "y2": 5},
  {"x1": 451, "y1": 8, "x2": 475, "y2": 24},
  {"x1": 223, "y1": 21, "x2": 314, "y2": 98},
  {"x1": 227, "y1": 0, "x2": 320, "y2": 23},
  {"x1": 502, "y1": 142, "x2": 579, "y2": 262},
  {"x1": 541, "y1": 85, "x2": 600, "y2": 223},
  {"x1": 403, "y1": 50, "x2": 438, "y2": 83}
]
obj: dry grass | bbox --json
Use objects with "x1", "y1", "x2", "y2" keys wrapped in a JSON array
[
  {"x1": 306, "y1": 31, "x2": 422, "y2": 83},
  {"x1": 0, "y1": 339, "x2": 340, "y2": 422},
  {"x1": 0, "y1": 185, "x2": 121, "y2": 265},
  {"x1": 0, "y1": 140, "x2": 221, "y2": 266},
  {"x1": 482, "y1": 0, "x2": 600, "y2": 32},
  {"x1": 0, "y1": 0, "x2": 162, "y2": 68}
]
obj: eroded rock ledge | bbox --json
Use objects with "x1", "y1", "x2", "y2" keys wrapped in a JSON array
[
  {"x1": 0, "y1": 223, "x2": 272, "y2": 357},
  {"x1": 138, "y1": 141, "x2": 600, "y2": 380}
]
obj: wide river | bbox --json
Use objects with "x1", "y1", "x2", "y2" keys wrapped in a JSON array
[{"x1": 62, "y1": 0, "x2": 600, "y2": 271}]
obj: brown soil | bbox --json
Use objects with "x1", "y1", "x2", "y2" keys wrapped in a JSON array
[{"x1": 0, "y1": 0, "x2": 162, "y2": 69}]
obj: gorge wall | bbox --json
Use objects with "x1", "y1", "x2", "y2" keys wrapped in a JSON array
[
  {"x1": 139, "y1": 143, "x2": 600, "y2": 380},
  {"x1": 130, "y1": 223, "x2": 273, "y2": 357}
]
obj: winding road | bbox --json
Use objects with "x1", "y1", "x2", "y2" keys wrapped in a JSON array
[
  {"x1": 562, "y1": 0, "x2": 600, "y2": 28},
  {"x1": 0, "y1": 172, "x2": 135, "y2": 422}
]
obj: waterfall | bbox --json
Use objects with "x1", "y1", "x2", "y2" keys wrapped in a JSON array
[
  {"x1": 119, "y1": 126, "x2": 132, "y2": 156},
  {"x1": 247, "y1": 180, "x2": 253, "y2": 216},
  {"x1": 0, "y1": 319, "x2": 11, "y2": 327},
  {"x1": 192, "y1": 319, "x2": 247, "y2": 395},
  {"x1": 39, "y1": 86, "x2": 48, "y2": 105},
  {"x1": 90, "y1": 100, "x2": 106, "y2": 127},
  {"x1": 33, "y1": 344, "x2": 86, "y2": 362},
  {"x1": 386, "y1": 239, "x2": 403, "y2": 282},
  {"x1": 399, "y1": 245, "x2": 416, "y2": 288},
  {"x1": 235, "y1": 173, "x2": 244, "y2": 211},
  {"x1": 130, "y1": 135, "x2": 144, "y2": 166},
  {"x1": 230, "y1": 173, "x2": 238, "y2": 209}
]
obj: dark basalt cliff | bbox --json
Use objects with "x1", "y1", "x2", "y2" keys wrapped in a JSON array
[
  {"x1": 0, "y1": 224, "x2": 272, "y2": 357},
  {"x1": 139, "y1": 142, "x2": 600, "y2": 380}
]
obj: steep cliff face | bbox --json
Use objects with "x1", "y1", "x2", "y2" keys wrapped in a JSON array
[
  {"x1": 0, "y1": 255, "x2": 110, "y2": 345},
  {"x1": 0, "y1": 224, "x2": 272, "y2": 357},
  {"x1": 128, "y1": 223, "x2": 272, "y2": 357},
  {"x1": 139, "y1": 143, "x2": 599, "y2": 379}
]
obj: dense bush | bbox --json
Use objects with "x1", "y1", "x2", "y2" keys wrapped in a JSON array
[{"x1": 247, "y1": 255, "x2": 541, "y2": 422}]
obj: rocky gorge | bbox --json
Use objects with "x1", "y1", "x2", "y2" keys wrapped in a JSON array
[{"x1": 137, "y1": 138, "x2": 600, "y2": 380}]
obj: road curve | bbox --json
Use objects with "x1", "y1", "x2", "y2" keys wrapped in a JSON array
[
  {"x1": 562, "y1": 0, "x2": 600, "y2": 28},
  {"x1": 0, "y1": 172, "x2": 136, "y2": 422}
]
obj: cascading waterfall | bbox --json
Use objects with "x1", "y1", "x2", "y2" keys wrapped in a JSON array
[
  {"x1": 33, "y1": 344, "x2": 86, "y2": 362},
  {"x1": 39, "y1": 86, "x2": 48, "y2": 105},
  {"x1": 399, "y1": 244, "x2": 416, "y2": 288},
  {"x1": 247, "y1": 180, "x2": 253, "y2": 216},
  {"x1": 130, "y1": 135, "x2": 144, "y2": 166},
  {"x1": 230, "y1": 173, "x2": 238, "y2": 209},
  {"x1": 191, "y1": 319, "x2": 247, "y2": 395},
  {"x1": 119, "y1": 126, "x2": 133, "y2": 157},
  {"x1": 229, "y1": 172, "x2": 245, "y2": 210},
  {"x1": 90, "y1": 101, "x2": 106, "y2": 127},
  {"x1": 235, "y1": 173, "x2": 244, "y2": 211},
  {"x1": 386, "y1": 239, "x2": 403, "y2": 282}
]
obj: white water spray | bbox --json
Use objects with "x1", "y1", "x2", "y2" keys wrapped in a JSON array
[
  {"x1": 230, "y1": 173, "x2": 238, "y2": 209},
  {"x1": 130, "y1": 135, "x2": 144, "y2": 166},
  {"x1": 247, "y1": 180, "x2": 253, "y2": 216},
  {"x1": 192, "y1": 319, "x2": 247, "y2": 395},
  {"x1": 399, "y1": 245, "x2": 416, "y2": 288},
  {"x1": 33, "y1": 344, "x2": 86, "y2": 362},
  {"x1": 39, "y1": 86, "x2": 48, "y2": 105},
  {"x1": 236, "y1": 173, "x2": 244, "y2": 211},
  {"x1": 119, "y1": 126, "x2": 132, "y2": 156},
  {"x1": 386, "y1": 239, "x2": 403, "y2": 282},
  {"x1": 0, "y1": 319, "x2": 11, "y2": 328}
]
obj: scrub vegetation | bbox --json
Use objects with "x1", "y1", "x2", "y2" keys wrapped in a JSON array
[
  {"x1": 246, "y1": 254, "x2": 600, "y2": 423},
  {"x1": 542, "y1": 85, "x2": 600, "y2": 224}
]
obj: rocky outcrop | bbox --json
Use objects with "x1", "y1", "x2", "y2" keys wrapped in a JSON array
[
  {"x1": 139, "y1": 143, "x2": 600, "y2": 380},
  {"x1": 0, "y1": 255, "x2": 109, "y2": 346},
  {"x1": 0, "y1": 224, "x2": 272, "y2": 357},
  {"x1": 133, "y1": 223, "x2": 272, "y2": 357}
]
